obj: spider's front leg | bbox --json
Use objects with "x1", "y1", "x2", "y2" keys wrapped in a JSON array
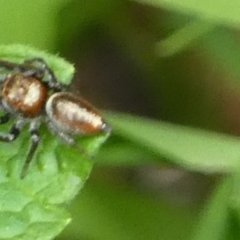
[
  {"x1": 0, "y1": 59, "x2": 21, "y2": 71},
  {"x1": 0, "y1": 59, "x2": 33, "y2": 76},
  {"x1": 0, "y1": 74, "x2": 8, "y2": 83},
  {"x1": 23, "y1": 58, "x2": 64, "y2": 91}
]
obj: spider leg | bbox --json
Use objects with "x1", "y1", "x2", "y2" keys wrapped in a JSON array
[
  {"x1": 58, "y1": 131, "x2": 94, "y2": 159},
  {"x1": 0, "y1": 60, "x2": 20, "y2": 70},
  {"x1": 0, "y1": 58, "x2": 64, "y2": 91},
  {"x1": 0, "y1": 113, "x2": 11, "y2": 124},
  {"x1": 0, "y1": 59, "x2": 33, "y2": 74},
  {"x1": 0, "y1": 122, "x2": 22, "y2": 142},
  {"x1": 23, "y1": 58, "x2": 64, "y2": 91},
  {"x1": 47, "y1": 120, "x2": 92, "y2": 158},
  {"x1": 20, "y1": 128, "x2": 40, "y2": 179},
  {"x1": 0, "y1": 59, "x2": 43, "y2": 80},
  {"x1": 0, "y1": 120, "x2": 23, "y2": 178},
  {"x1": 0, "y1": 74, "x2": 8, "y2": 83}
]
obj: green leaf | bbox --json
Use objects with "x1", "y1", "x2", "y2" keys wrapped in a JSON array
[
  {"x1": 135, "y1": 0, "x2": 240, "y2": 27},
  {"x1": 192, "y1": 178, "x2": 231, "y2": 240},
  {"x1": 229, "y1": 169, "x2": 240, "y2": 210},
  {"x1": 0, "y1": 45, "x2": 110, "y2": 240},
  {"x1": 108, "y1": 112, "x2": 240, "y2": 173}
]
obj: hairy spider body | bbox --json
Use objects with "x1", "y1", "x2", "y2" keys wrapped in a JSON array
[
  {"x1": 46, "y1": 92, "x2": 109, "y2": 135},
  {"x1": 2, "y1": 73, "x2": 48, "y2": 117},
  {"x1": 0, "y1": 58, "x2": 111, "y2": 178}
]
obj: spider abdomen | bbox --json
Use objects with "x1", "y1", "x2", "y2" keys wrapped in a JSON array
[
  {"x1": 2, "y1": 74, "x2": 48, "y2": 117},
  {"x1": 46, "y1": 92, "x2": 110, "y2": 135}
]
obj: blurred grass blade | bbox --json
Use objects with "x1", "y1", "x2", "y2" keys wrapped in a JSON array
[
  {"x1": 192, "y1": 178, "x2": 231, "y2": 240},
  {"x1": 108, "y1": 112, "x2": 240, "y2": 173},
  {"x1": 229, "y1": 169, "x2": 240, "y2": 209},
  {"x1": 96, "y1": 142, "x2": 158, "y2": 166},
  {"x1": 135, "y1": 0, "x2": 240, "y2": 27},
  {"x1": 203, "y1": 28, "x2": 240, "y2": 87},
  {"x1": 156, "y1": 20, "x2": 215, "y2": 57}
]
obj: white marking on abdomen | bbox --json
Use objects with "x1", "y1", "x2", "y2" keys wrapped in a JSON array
[{"x1": 57, "y1": 101, "x2": 102, "y2": 128}]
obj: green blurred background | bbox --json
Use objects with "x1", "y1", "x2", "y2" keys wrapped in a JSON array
[{"x1": 2, "y1": 0, "x2": 240, "y2": 239}]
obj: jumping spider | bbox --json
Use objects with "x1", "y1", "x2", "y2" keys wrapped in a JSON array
[{"x1": 0, "y1": 58, "x2": 111, "y2": 178}]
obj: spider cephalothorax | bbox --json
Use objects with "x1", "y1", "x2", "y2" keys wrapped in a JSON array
[{"x1": 0, "y1": 58, "x2": 111, "y2": 178}]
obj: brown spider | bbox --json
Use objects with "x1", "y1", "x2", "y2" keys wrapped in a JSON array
[{"x1": 0, "y1": 58, "x2": 111, "y2": 178}]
